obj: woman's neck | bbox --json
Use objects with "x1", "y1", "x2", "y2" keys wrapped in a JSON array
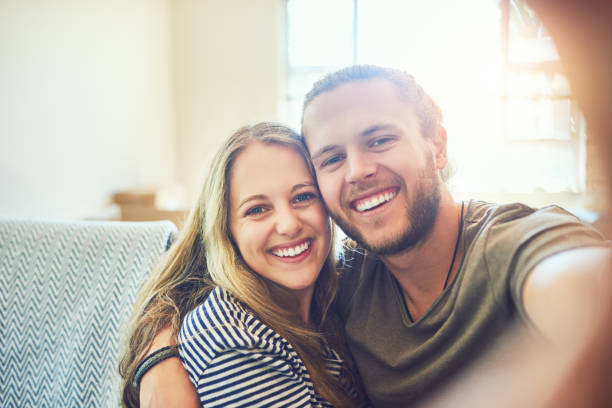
[{"x1": 269, "y1": 284, "x2": 315, "y2": 325}]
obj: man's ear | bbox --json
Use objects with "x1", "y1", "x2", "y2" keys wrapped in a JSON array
[{"x1": 432, "y1": 125, "x2": 448, "y2": 170}]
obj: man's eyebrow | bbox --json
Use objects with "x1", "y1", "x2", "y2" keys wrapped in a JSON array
[
  {"x1": 310, "y1": 145, "x2": 339, "y2": 162},
  {"x1": 310, "y1": 124, "x2": 398, "y2": 161},
  {"x1": 360, "y1": 123, "x2": 397, "y2": 137}
]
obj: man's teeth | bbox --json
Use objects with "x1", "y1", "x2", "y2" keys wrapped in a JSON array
[
  {"x1": 272, "y1": 241, "x2": 310, "y2": 257},
  {"x1": 356, "y1": 191, "x2": 396, "y2": 212}
]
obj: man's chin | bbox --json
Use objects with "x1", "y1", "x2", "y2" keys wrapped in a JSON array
[
  {"x1": 363, "y1": 235, "x2": 417, "y2": 256},
  {"x1": 334, "y1": 211, "x2": 436, "y2": 255},
  {"x1": 337, "y1": 220, "x2": 413, "y2": 255}
]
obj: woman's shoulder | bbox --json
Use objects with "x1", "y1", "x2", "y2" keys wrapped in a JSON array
[
  {"x1": 192, "y1": 286, "x2": 251, "y2": 325},
  {"x1": 180, "y1": 287, "x2": 256, "y2": 346},
  {"x1": 179, "y1": 287, "x2": 298, "y2": 358},
  {"x1": 178, "y1": 287, "x2": 311, "y2": 388}
]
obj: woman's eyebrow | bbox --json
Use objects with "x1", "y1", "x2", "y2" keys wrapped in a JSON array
[
  {"x1": 237, "y1": 194, "x2": 267, "y2": 210},
  {"x1": 291, "y1": 182, "x2": 316, "y2": 193},
  {"x1": 237, "y1": 183, "x2": 314, "y2": 209}
]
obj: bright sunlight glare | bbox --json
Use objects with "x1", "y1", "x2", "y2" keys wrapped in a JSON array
[{"x1": 286, "y1": 0, "x2": 582, "y2": 194}]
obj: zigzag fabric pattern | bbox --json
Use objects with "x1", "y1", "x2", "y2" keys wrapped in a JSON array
[{"x1": 0, "y1": 217, "x2": 177, "y2": 407}]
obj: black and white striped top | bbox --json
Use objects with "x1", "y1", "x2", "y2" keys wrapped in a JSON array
[{"x1": 178, "y1": 286, "x2": 346, "y2": 407}]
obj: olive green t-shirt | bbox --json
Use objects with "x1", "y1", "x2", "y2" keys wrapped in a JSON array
[{"x1": 335, "y1": 200, "x2": 605, "y2": 407}]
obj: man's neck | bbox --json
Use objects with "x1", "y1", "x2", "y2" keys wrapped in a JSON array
[{"x1": 380, "y1": 190, "x2": 463, "y2": 322}]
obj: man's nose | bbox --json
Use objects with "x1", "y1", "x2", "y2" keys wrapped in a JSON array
[
  {"x1": 274, "y1": 207, "x2": 302, "y2": 237},
  {"x1": 345, "y1": 151, "x2": 376, "y2": 183}
]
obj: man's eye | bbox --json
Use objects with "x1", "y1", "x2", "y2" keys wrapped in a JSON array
[
  {"x1": 293, "y1": 192, "x2": 317, "y2": 204},
  {"x1": 371, "y1": 137, "x2": 393, "y2": 147},
  {"x1": 321, "y1": 154, "x2": 344, "y2": 167}
]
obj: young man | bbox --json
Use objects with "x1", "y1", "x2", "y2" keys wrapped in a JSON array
[{"x1": 301, "y1": 65, "x2": 609, "y2": 407}]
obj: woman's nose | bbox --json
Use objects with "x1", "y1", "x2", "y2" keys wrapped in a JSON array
[{"x1": 274, "y1": 207, "x2": 302, "y2": 237}]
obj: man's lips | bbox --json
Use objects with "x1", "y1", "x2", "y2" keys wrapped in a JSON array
[{"x1": 350, "y1": 187, "x2": 399, "y2": 212}]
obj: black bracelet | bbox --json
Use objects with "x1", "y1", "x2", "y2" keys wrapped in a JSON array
[{"x1": 133, "y1": 345, "x2": 181, "y2": 389}]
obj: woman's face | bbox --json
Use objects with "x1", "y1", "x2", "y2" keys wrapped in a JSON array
[{"x1": 229, "y1": 141, "x2": 331, "y2": 300}]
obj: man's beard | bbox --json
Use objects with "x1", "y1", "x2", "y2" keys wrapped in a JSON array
[{"x1": 332, "y1": 157, "x2": 441, "y2": 256}]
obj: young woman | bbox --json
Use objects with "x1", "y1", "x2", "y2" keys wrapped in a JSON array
[{"x1": 119, "y1": 123, "x2": 365, "y2": 407}]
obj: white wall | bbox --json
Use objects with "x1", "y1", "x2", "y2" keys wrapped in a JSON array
[
  {"x1": 0, "y1": 0, "x2": 603, "y2": 220},
  {"x1": 0, "y1": 0, "x2": 177, "y2": 218},
  {"x1": 171, "y1": 0, "x2": 285, "y2": 202},
  {"x1": 0, "y1": 0, "x2": 286, "y2": 217}
]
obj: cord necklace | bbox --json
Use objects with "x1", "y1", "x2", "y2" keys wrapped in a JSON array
[{"x1": 443, "y1": 201, "x2": 465, "y2": 290}]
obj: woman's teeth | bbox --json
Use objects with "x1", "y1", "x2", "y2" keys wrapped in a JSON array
[
  {"x1": 355, "y1": 191, "x2": 396, "y2": 212},
  {"x1": 272, "y1": 241, "x2": 310, "y2": 257}
]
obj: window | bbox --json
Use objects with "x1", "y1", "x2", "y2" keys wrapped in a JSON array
[{"x1": 284, "y1": 0, "x2": 586, "y2": 194}]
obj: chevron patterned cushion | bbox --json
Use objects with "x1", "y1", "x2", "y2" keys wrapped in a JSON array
[{"x1": 0, "y1": 218, "x2": 177, "y2": 407}]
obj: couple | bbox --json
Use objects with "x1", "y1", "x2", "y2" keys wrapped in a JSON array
[{"x1": 119, "y1": 65, "x2": 607, "y2": 407}]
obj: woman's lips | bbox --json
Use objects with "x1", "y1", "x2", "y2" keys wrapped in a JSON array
[{"x1": 270, "y1": 239, "x2": 313, "y2": 263}]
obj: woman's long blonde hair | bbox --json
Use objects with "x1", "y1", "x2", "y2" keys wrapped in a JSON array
[{"x1": 119, "y1": 122, "x2": 363, "y2": 407}]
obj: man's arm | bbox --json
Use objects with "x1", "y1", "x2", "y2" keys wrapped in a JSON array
[
  {"x1": 139, "y1": 326, "x2": 200, "y2": 408},
  {"x1": 522, "y1": 246, "x2": 610, "y2": 345},
  {"x1": 423, "y1": 0, "x2": 612, "y2": 405},
  {"x1": 525, "y1": 1, "x2": 612, "y2": 405},
  {"x1": 420, "y1": 246, "x2": 611, "y2": 408}
]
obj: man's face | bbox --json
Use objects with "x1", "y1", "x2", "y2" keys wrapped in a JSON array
[{"x1": 302, "y1": 79, "x2": 446, "y2": 254}]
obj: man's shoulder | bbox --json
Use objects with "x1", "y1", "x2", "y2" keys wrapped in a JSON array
[
  {"x1": 466, "y1": 200, "x2": 572, "y2": 223},
  {"x1": 334, "y1": 239, "x2": 383, "y2": 316},
  {"x1": 464, "y1": 200, "x2": 593, "y2": 244},
  {"x1": 337, "y1": 238, "x2": 379, "y2": 274},
  {"x1": 463, "y1": 200, "x2": 604, "y2": 279}
]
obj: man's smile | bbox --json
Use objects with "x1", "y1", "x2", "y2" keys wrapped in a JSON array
[{"x1": 350, "y1": 187, "x2": 399, "y2": 213}]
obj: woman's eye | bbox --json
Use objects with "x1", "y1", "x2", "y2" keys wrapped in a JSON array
[
  {"x1": 293, "y1": 192, "x2": 316, "y2": 203},
  {"x1": 245, "y1": 206, "x2": 267, "y2": 216}
]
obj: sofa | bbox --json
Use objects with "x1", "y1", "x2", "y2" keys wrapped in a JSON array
[{"x1": 0, "y1": 217, "x2": 177, "y2": 407}]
